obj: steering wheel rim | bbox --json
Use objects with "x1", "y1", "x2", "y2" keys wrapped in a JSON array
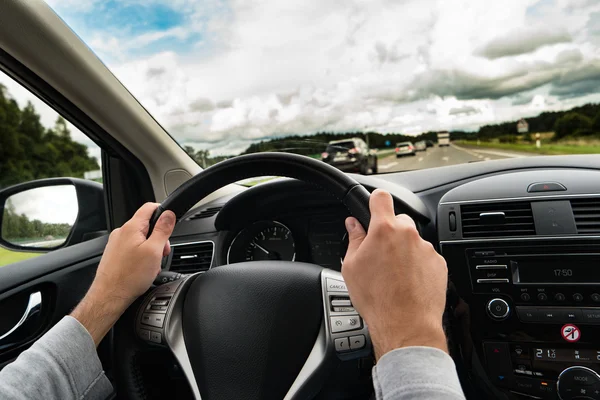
[
  {"x1": 117, "y1": 152, "x2": 374, "y2": 400},
  {"x1": 147, "y1": 152, "x2": 372, "y2": 237}
]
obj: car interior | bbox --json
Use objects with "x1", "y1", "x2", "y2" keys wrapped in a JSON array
[{"x1": 1, "y1": 1, "x2": 600, "y2": 400}]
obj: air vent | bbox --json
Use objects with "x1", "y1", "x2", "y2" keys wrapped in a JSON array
[
  {"x1": 460, "y1": 202, "x2": 535, "y2": 238},
  {"x1": 570, "y1": 198, "x2": 600, "y2": 234},
  {"x1": 187, "y1": 207, "x2": 222, "y2": 220},
  {"x1": 169, "y1": 241, "x2": 214, "y2": 273}
]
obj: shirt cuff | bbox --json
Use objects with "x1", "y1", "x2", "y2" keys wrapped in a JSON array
[
  {"x1": 37, "y1": 316, "x2": 113, "y2": 399},
  {"x1": 373, "y1": 346, "x2": 465, "y2": 400}
]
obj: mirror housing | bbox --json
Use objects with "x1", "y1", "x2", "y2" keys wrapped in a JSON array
[{"x1": 0, "y1": 178, "x2": 106, "y2": 252}]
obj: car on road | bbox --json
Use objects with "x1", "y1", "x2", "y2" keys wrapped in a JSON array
[
  {"x1": 395, "y1": 142, "x2": 416, "y2": 157},
  {"x1": 415, "y1": 141, "x2": 427, "y2": 152},
  {"x1": 321, "y1": 138, "x2": 378, "y2": 174},
  {"x1": 437, "y1": 132, "x2": 450, "y2": 147},
  {"x1": 426, "y1": 140, "x2": 435, "y2": 148}
]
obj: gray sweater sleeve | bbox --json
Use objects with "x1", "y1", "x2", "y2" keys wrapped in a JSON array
[
  {"x1": 373, "y1": 346, "x2": 466, "y2": 400},
  {"x1": 0, "y1": 316, "x2": 113, "y2": 400}
]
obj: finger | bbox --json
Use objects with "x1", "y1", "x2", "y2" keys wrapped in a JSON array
[
  {"x1": 132, "y1": 202, "x2": 161, "y2": 222},
  {"x1": 146, "y1": 210, "x2": 176, "y2": 249},
  {"x1": 369, "y1": 189, "x2": 395, "y2": 222},
  {"x1": 162, "y1": 240, "x2": 171, "y2": 257},
  {"x1": 396, "y1": 214, "x2": 417, "y2": 230},
  {"x1": 344, "y1": 217, "x2": 367, "y2": 258}
]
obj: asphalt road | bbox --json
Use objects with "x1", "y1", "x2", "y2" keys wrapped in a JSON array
[{"x1": 377, "y1": 144, "x2": 531, "y2": 173}]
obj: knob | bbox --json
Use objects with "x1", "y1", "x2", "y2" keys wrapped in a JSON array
[
  {"x1": 487, "y1": 298, "x2": 510, "y2": 320},
  {"x1": 558, "y1": 366, "x2": 600, "y2": 400}
]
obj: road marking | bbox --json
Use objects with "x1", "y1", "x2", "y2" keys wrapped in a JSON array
[
  {"x1": 451, "y1": 143, "x2": 527, "y2": 158},
  {"x1": 379, "y1": 161, "x2": 398, "y2": 170},
  {"x1": 418, "y1": 157, "x2": 423, "y2": 162}
]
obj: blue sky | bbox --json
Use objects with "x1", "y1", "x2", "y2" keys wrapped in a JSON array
[{"x1": 19, "y1": 0, "x2": 600, "y2": 155}]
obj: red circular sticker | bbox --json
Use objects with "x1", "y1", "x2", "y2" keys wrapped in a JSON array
[{"x1": 561, "y1": 324, "x2": 581, "y2": 342}]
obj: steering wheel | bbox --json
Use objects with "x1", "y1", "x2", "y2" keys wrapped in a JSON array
[{"x1": 114, "y1": 152, "x2": 374, "y2": 400}]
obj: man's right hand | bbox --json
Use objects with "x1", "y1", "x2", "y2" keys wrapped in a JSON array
[{"x1": 342, "y1": 189, "x2": 449, "y2": 360}]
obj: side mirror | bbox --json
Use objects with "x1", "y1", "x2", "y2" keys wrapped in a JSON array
[{"x1": 0, "y1": 178, "x2": 106, "y2": 252}]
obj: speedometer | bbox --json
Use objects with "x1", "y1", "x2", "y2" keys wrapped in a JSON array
[{"x1": 227, "y1": 221, "x2": 296, "y2": 264}]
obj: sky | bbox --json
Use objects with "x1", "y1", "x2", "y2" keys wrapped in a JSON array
[
  {"x1": 4, "y1": 0, "x2": 600, "y2": 156},
  {"x1": 8, "y1": 185, "x2": 78, "y2": 225}
]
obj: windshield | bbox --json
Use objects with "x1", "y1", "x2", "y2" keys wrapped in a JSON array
[{"x1": 18, "y1": 1, "x2": 600, "y2": 174}]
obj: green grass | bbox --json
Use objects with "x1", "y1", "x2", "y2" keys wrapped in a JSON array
[
  {"x1": 0, "y1": 247, "x2": 42, "y2": 267},
  {"x1": 456, "y1": 140, "x2": 600, "y2": 156}
]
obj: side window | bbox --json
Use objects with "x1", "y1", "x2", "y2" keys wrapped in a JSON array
[{"x1": 0, "y1": 71, "x2": 105, "y2": 267}]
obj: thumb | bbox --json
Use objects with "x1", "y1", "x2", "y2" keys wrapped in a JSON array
[
  {"x1": 146, "y1": 210, "x2": 176, "y2": 249},
  {"x1": 345, "y1": 217, "x2": 366, "y2": 258}
]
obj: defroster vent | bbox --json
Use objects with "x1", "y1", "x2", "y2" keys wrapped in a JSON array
[
  {"x1": 570, "y1": 198, "x2": 600, "y2": 234},
  {"x1": 169, "y1": 241, "x2": 214, "y2": 273},
  {"x1": 460, "y1": 202, "x2": 535, "y2": 238}
]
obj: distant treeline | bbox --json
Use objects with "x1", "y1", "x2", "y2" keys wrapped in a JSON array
[
  {"x1": 2, "y1": 200, "x2": 71, "y2": 243},
  {"x1": 0, "y1": 84, "x2": 99, "y2": 189}
]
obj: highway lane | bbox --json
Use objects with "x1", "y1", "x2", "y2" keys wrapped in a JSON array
[{"x1": 377, "y1": 144, "x2": 531, "y2": 173}]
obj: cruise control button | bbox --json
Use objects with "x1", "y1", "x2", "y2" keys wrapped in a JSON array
[
  {"x1": 331, "y1": 299, "x2": 352, "y2": 307},
  {"x1": 141, "y1": 313, "x2": 165, "y2": 328},
  {"x1": 326, "y1": 278, "x2": 348, "y2": 292},
  {"x1": 349, "y1": 335, "x2": 366, "y2": 350},
  {"x1": 334, "y1": 337, "x2": 350, "y2": 352},
  {"x1": 330, "y1": 316, "x2": 362, "y2": 333},
  {"x1": 333, "y1": 307, "x2": 356, "y2": 312}
]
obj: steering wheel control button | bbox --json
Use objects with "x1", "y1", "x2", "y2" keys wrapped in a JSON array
[
  {"x1": 349, "y1": 335, "x2": 366, "y2": 350},
  {"x1": 326, "y1": 278, "x2": 348, "y2": 292},
  {"x1": 487, "y1": 298, "x2": 510, "y2": 320},
  {"x1": 527, "y1": 182, "x2": 567, "y2": 192},
  {"x1": 334, "y1": 338, "x2": 350, "y2": 352},
  {"x1": 141, "y1": 313, "x2": 165, "y2": 328},
  {"x1": 537, "y1": 293, "x2": 548, "y2": 302},
  {"x1": 139, "y1": 329, "x2": 151, "y2": 341},
  {"x1": 149, "y1": 331, "x2": 162, "y2": 344},
  {"x1": 574, "y1": 293, "x2": 584, "y2": 302},
  {"x1": 520, "y1": 293, "x2": 531, "y2": 302},
  {"x1": 330, "y1": 316, "x2": 362, "y2": 333},
  {"x1": 331, "y1": 299, "x2": 352, "y2": 307}
]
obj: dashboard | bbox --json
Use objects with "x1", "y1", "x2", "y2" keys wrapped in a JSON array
[{"x1": 164, "y1": 154, "x2": 600, "y2": 400}]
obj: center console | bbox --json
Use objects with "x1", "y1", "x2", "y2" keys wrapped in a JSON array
[{"x1": 438, "y1": 169, "x2": 600, "y2": 399}]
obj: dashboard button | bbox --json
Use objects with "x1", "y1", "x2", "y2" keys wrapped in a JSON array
[
  {"x1": 556, "y1": 308, "x2": 583, "y2": 322},
  {"x1": 539, "y1": 308, "x2": 561, "y2": 322},
  {"x1": 582, "y1": 309, "x2": 600, "y2": 324},
  {"x1": 527, "y1": 182, "x2": 567, "y2": 192},
  {"x1": 474, "y1": 251, "x2": 496, "y2": 257},
  {"x1": 516, "y1": 307, "x2": 541, "y2": 322},
  {"x1": 537, "y1": 293, "x2": 548, "y2": 302},
  {"x1": 555, "y1": 293, "x2": 566, "y2": 302},
  {"x1": 574, "y1": 293, "x2": 584, "y2": 302},
  {"x1": 592, "y1": 293, "x2": 600, "y2": 303},
  {"x1": 520, "y1": 293, "x2": 531, "y2": 301},
  {"x1": 487, "y1": 298, "x2": 510, "y2": 320},
  {"x1": 449, "y1": 212, "x2": 456, "y2": 232}
]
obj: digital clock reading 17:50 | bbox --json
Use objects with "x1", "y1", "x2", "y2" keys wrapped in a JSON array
[{"x1": 554, "y1": 269, "x2": 573, "y2": 277}]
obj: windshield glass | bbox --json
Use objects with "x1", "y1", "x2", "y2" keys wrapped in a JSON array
[{"x1": 28, "y1": 1, "x2": 600, "y2": 173}]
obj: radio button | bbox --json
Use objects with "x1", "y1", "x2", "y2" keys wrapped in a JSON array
[
  {"x1": 592, "y1": 293, "x2": 600, "y2": 303},
  {"x1": 475, "y1": 269, "x2": 509, "y2": 279},
  {"x1": 487, "y1": 298, "x2": 510, "y2": 320},
  {"x1": 574, "y1": 293, "x2": 584, "y2": 302},
  {"x1": 582, "y1": 309, "x2": 600, "y2": 324},
  {"x1": 555, "y1": 293, "x2": 566, "y2": 302},
  {"x1": 477, "y1": 278, "x2": 509, "y2": 284},
  {"x1": 537, "y1": 293, "x2": 548, "y2": 302},
  {"x1": 516, "y1": 307, "x2": 541, "y2": 322},
  {"x1": 474, "y1": 251, "x2": 496, "y2": 257},
  {"x1": 556, "y1": 308, "x2": 583, "y2": 322},
  {"x1": 520, "y1": 293, "x2": 531, "y2": 302},
  {"x1": 539, "y1": 308, "x2": 561, "y2": 322}
]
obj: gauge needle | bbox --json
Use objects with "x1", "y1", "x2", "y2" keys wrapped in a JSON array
[{"x1": 252, "y1": 242, "x2": 271, "y2": 255}]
